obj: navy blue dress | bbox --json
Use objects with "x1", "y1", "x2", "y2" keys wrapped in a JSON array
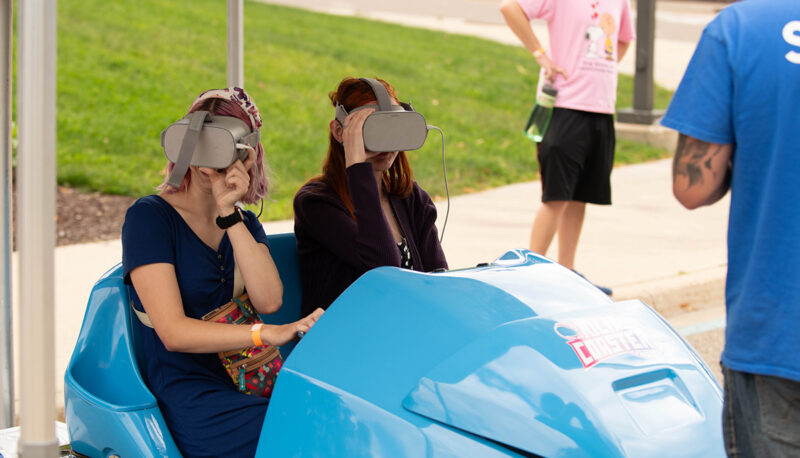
[{"x1": 122, "y1": 195, "x2": 270, "y2": 458}]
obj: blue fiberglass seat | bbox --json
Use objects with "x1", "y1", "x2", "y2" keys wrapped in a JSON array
[
  {"x1": 64, "y1": 232, "x2": 304, "y2": 457},
  {"x1": 259, "y1": 233, "x2": 304, "y2": 356},
  {"x1": 63, "y1": 263, "x2": 181, "y2": 457}
]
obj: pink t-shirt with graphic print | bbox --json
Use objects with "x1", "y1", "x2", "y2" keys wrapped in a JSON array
[{"x1": 517, "y1": 0, "x2": 635, "y2": 114}]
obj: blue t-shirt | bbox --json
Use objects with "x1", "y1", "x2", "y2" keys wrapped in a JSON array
[
  {"x1": 122, "y1": 195, "x2": 271, "y2": 457},
  {"x1": 661, "y1": 0, "x2": 800, "y2": 382}
]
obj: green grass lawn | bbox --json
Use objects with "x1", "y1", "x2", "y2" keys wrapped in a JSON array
[{"x1": 55, "y1": 0, "x2": 672, "y2": 220}]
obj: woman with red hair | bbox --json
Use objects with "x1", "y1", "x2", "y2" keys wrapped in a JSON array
[
  {"x1": 294, "y1": 77, "x2": 448, "y2": 315},
  {"x1": 122, "y1": 87, "x2": 323, "y2": 457}
]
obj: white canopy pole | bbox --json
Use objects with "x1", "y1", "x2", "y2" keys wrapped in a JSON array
[
  {"x1": 227, "y1": 0, "x2": 244, "y2": 88},
  {"x1": 17, "y1": 0, "x2": 58, "y2": 455},
  {"x1": 0, "y1": 0, "x2": 14, "y2": 430}
]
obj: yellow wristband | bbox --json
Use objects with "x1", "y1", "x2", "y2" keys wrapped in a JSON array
[
  {"x1": 250, "y1": 323, "x2": 264, "y2": 347},
  {"x1": 533, "y1": 48, "x2": 545, "y2": 58}
]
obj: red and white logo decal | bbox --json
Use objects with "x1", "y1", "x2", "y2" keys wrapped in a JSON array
[{"x1": 554, "y1": 317, "x2": 652, "y2": 369}]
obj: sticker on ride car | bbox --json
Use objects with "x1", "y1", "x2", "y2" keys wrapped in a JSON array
[{"x1": 554, "y1": 317, "x2": 652, "y2": 369}]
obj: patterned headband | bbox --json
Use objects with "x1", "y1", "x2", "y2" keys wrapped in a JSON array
[{"x1": 189, "y1": 87, "x2": 263, "y2": 130}]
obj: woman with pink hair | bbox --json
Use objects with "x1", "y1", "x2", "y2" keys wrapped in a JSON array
[{"x1": 122, "y1": 87, "x2": 323, "y2": 457}]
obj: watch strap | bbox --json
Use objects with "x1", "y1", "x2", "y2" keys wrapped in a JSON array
[{"x1": 216, "y1": 207, "x2": 243, "y2": 230}]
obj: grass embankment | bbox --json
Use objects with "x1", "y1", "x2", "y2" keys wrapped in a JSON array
[{"x1": 57, "y1": 0, "x2": 673, "y2": 220}]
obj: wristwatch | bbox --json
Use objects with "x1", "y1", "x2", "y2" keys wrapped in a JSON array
[{"x1": 216, "y1": 207, "x2": 243, "y2": 230}]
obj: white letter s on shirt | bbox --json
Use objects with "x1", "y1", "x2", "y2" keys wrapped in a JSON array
[{"x1": 784, "y1": 20, "x2": 800, "y2": 64}]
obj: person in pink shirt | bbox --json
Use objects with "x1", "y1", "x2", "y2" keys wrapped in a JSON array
[{"x1": 500, "y1": 0, "x2": 634, "y2": 295}]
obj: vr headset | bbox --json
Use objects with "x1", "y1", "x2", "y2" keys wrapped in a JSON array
[
  {"x1": 161, "y1": 110, "x2": 260, "y2": 188},
  {"x1": 335, "y1": 78, "x2": 429, "y2": 152}
]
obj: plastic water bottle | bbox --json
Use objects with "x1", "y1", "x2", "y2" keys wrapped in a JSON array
[{"x1": 524, "y1": 84, "x2": 558, "y2": 142}]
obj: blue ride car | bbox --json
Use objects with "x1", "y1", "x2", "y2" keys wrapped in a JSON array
[{"x1": 64, "y1": 233, "x2": 725, "y2": 457}]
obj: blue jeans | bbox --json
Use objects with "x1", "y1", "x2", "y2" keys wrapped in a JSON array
[{"x1": 722, "y1": 366, "x2": 800, "y2": 457}]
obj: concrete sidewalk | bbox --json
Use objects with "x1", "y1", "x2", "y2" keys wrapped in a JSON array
[{"x1": 436, "y1": 158, "x2": 728, "y2": 314}]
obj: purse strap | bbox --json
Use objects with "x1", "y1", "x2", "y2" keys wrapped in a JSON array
[
  {"x1": 132, "y1": 299, "x2": 154, "y2": 328},
  {"x1": 132, "y1": 259, "x2": 243, "y2": 328}
]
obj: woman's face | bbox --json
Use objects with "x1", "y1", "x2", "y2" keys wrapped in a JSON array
[{"x1": 365, "y1": 150, "x2": 399, "y2": 173}]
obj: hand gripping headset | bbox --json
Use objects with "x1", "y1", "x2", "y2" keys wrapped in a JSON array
[
  {"x1": 161, "y1": 111, "x2": 260, "y2": 188},
  {"x1": 335, "y1": 78, "x2": 429, "y2": 152},
  {"x1": 336, "y1": 78, "x2": 452, "y2": 243}
]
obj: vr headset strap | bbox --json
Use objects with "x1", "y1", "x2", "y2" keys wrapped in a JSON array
[
  {"x1": 359, "y1": 78, "x2": 393, "y2": 111},
  {"x1": 239, "y1": 129, "x2": 260, "y2": 152},
  {"x1": 167, "y1": 110, "x2": 211, "y2": 188}
]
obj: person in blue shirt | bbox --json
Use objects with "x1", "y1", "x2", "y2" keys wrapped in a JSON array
[
  {"x1": 661, "y1": 1, "x2": 800, "y2": 455},
  {"x1": 122, "y1": 87, "x2": 324, "y2": 457}
]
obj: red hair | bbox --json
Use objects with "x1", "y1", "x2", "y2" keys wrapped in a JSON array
[
  {"x1": 308, "y1": 77, "x2": 414, "y2": 217},
  {"x1": 158, "y1": 98, "x2": 270, "y2": 204}
]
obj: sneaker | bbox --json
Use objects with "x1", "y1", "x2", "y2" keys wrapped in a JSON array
[{"x1": 572, "y1": 270, "x2": 613, "y2": 297}]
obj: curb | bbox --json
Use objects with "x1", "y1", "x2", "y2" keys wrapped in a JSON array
[
  {"x1": 615, "y1": 121, "x2": 678, "y2": 151},
  {"x1": 613, "y1": 265, "x2": 727, "y2": 318}
]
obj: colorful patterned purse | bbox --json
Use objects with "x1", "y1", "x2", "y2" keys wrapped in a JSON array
[
  {"x1": 130, "y1": 258, "x2": 282, "y2": 397},
  {"x1": 202, "y1": 292, "x2": 283, "y2": 397}
]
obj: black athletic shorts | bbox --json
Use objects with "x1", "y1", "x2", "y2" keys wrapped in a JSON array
[{"x1": 537, "y1": 107, "x2": 615, "y2": 205}]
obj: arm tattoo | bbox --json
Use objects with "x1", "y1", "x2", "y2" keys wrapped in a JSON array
[{"x1": 673, "y1": 135, "x2": 726, "y2": 187}]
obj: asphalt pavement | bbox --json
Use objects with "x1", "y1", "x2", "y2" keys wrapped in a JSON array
[{"x1": 8, "y1": 0, "x2": 731, "y2": 412}]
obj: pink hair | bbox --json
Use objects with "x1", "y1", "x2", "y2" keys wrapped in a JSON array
[{"x1": 157, "y1": 97, "x2": 270, "y2": 204}]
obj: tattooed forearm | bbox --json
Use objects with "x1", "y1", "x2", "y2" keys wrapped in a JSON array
[
  {"x1": 672, "y1": 134, "x2": 734, "y2": 209},
  {"x1": 673, "y1": 135, "x2": 727, "y2": 188},
  {"x1": 703, "y1": 163, "x2": 732, "y2": 206}
]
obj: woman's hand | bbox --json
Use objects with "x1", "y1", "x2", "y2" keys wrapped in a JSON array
[
  {"x1": 199, "y1": 148, "x2": 255, "y2": 216},
  {"x1": 535, "y1": 54, "x2": 568, "y2": 82},
  {"x1": 341, "y1": 107, "x2": 374, "y2": 167},
  {"x1": 262, "y1": 308, "x2": 325, "y2": 347}
]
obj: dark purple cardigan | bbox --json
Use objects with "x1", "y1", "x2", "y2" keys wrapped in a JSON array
[{"x1": 293, "y1": 162, "x2": 448, "y2": 315}]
